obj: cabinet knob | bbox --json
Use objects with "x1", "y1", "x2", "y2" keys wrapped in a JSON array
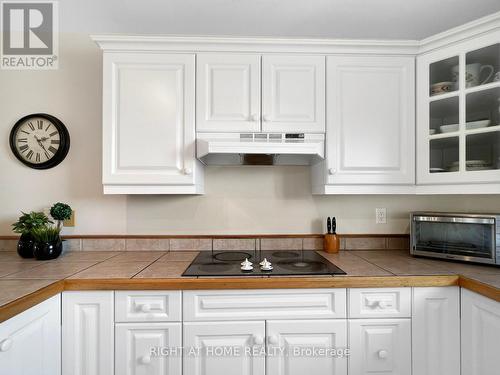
[
  {"x1": 378, "y1": 300, "x2": 387, "y2": 308},
  {"x1": 139, "y1": 355, "x2": 152, "y2": 364},
  {"x1": 378, "y1": 350, "x2": 388, "y2": 359},
  {"x1": 139, "y1": 304, "x2": 151, "y2": 313},
  {"x1": 268, "y1": 335, "x2": 279, "y2": 345},
  {"x1": 253, "y1": 335, "x2": 264, "y2": 345},
  {"x1": 183, "y1": 168, "x2": 192, "y2": 175},
  {"x1": 328, "y1": 168, "x2": 336, "y2": 175},
  {"x1": 367, "y1": 300, "x2": 380, "y2": 308},
  {"x1": 0, "y1": 338, "x2": 13, "y2": 352},
  {"x1": 248, "y1": 114, "x2": 258, "y2": 122}
]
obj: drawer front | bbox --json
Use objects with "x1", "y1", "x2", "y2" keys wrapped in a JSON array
[
  {"x1": 115, "y1": 323, "x2": 182, "y2": 375},
  {"x1": 349, "y1": 319, "x2": 411, "y2": 375},
  {"x1": 183, "y1": 289, "x2": 347, "y2": 321},
  {"x1": 349, "y1": 288, "x2": 411, "y2": 318},
  {"x1": 115, "y1": 291, "x2": 182, "y2": 322}
]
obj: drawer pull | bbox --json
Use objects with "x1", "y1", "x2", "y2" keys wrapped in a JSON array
[
  {"x1": 366, "y1": 300, "x2": 388, "y2": 309},
  {"x1": 0, "y1": 338, "x2": 12, "y2": 352},
  {"x1": 268, "y1": 335, "x2": 279, "y2": 345},
  {"x1": 137, "y1": 303, "x2": 151, "y2": 313},
  {"x1": 139, "y1": 355, "x2": 152, "y2": 365},
  {"x1": 253, "y1": 335, "x2": 264, "y2": 345},
  {"x1": 378, "y1": 350, "x2": 388, "y2": 359}
]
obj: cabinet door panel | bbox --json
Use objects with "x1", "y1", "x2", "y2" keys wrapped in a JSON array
[
  {"x1": 183, "y1": 321, "x2": 265, "y2": 375},
  {"x1": 197, "y1": 53, "x2": 261, "y2": 132},
  {"x1": 115, "y1": 323, "x2": 181, "y2": 375},
  {"x1": 262, "y1": 55, "x2": 325, "y2": 133},
  {"x1": 349, "y1": 319, "x2": 411, "y2": 375},
  {"x1": 62, "y1": 291, "x2": 114, "y2": 375},
  {"x1": 412, "y1": 287, "x2": 460, "y2": 375},
  {"x1": 266, "y1": 319, "x2": 347, "y2": 375},
  {"x1": 0, "y1": 295, "x2": 60, "y2": 375},
  {"x1": 103, "y1": 53, "x2": 196, "y2": 186},
  {"x1": 461, "y1": 288, "x2": 500, "y2": 375},
  {"x1": 326, "y1": 56, "x2": 415, "y2": 185}
]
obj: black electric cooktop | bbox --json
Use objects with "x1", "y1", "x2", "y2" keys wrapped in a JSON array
[{"x1": 182, "y1": 250, "x2": 346, "y2": 277}]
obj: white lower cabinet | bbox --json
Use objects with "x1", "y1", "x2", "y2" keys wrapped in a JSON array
[
  {"x1": 266, "y1": 319, "x2": 347, "y2": 375},
  {"x1": 349, "y1": 319, "x2": 411, "y2": 375},
  {"x1": 412, "y1": 287, "x2": 460, "y2": 375},
  {"x1": 461, "y1": 288, "x2": 500, "y2": 375},
  {"x1": 115, "y1": 323, "x2": 182, "y2": 375},
  {"x1": 183, "y1": 321, "x2": 265, "y2": 375},
  {"x1": 62, "y1": 291, "x2": 114, "y2": 375},
  {"x1": 0, "y1": 294, "x2": 61, "y2": 375}
]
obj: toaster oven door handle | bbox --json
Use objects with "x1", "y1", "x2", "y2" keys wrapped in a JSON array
[{"x1": 413, "y1": 216, "x2": 495, "y2": 225}]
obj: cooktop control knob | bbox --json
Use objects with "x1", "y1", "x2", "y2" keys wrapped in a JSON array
[
  {"x1": 260, "y1": 258, "x2": 273, "y2": 271},
  {"x1": 240, "y1": 258, "x2": 253, "y2": 271}
]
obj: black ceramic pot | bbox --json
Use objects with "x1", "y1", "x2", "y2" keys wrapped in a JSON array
[
  {"x1": 33, "y1": 238, "x2": 63, "y2": 260},
  {"x1": 17, "y1": 233, "x2": 35, "y2": 258}
]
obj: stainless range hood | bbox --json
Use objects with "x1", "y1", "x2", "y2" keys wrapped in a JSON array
[{"x1": 196, "y1": 133, "x2": 325, "y2": 165}]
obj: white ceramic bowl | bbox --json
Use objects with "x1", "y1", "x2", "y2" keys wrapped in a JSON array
[{"x1": 440, "y1": 124, "x2": 459, "y2": 133}]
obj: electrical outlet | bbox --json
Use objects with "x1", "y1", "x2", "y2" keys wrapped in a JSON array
[
  {"x1": 63, "y1": 210, "x2": 75, "y2": 227},
  {"x1": 376, "y1": 208, "x2": 387, "y2": 224}
]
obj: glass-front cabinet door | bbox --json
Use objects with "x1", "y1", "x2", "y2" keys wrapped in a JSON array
[{"x1": 417, "y1": 30, "x2": 500, "y2": 185}]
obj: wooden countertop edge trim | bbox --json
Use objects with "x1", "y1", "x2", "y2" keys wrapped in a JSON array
[
  {"x1": 0, "y1": 233, "x2": 410, "y2": 240},
  {"x1": 62, "y1": 275, "x2": 458, "y2": 290},
  {"x1": 459, "y1": 276, "x2": 500, "y2": 302},
  {"x1": 0, "y1": 280, "x2": 64, "y2": 323},
  {"x1": 4, "y1": 274, "x2": 500, "y2": 323}
]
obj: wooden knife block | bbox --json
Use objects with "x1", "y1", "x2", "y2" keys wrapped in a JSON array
[{"x1": 324, "y1": 234, "x2": 340, "y2": 254}]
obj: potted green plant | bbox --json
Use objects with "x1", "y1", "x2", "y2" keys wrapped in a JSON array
[
  {"x1": 32, "y1": 225, "x2": 63, "y2": 260},
  {"x1": 11, "y1": 211, "x2": 52, "y2": 258},
  {"x1": 50, "y1": 202, "x2": 72, "y2": 230}
]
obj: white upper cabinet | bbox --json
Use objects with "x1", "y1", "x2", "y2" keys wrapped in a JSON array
[
  {"x1": 196, "y1": 53, "x2": 261, "y2": 133},
  {"x1": 102, "y1": 52, "x2": 203, "y2": 194},
  {"x1": 262, "y1": 55, "x2": 325, "y2": 133},
  {"x1": 317, "y1": 55, "x2": 415, "y2": 190},
  {"x1": 417, "y1": 30, "x2": 500, "y2": 190}
]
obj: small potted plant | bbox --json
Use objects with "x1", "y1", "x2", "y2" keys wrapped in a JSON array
[
  {"x1": 11, "y1": 211, "x2": 52, "y2": 258},
  {"x1": 50, "y1": 202, "x2": 72, "y2": 230},
  {"x1": 32, "y1": 225, "x2": 63, "y2": 260}
]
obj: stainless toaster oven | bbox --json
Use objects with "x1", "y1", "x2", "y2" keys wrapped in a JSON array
[{"x1": 410, "y1": 212, "x2": 500, "y2": 265}]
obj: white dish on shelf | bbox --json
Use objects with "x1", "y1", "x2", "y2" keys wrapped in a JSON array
[
  {"x1": 430, "y1": 168, "x2": 445, "y2": 173},
  {"x1": 466, "y1": 119, "x2": 490, "y2": 130},
  {"x1": 440, "y1": 124, "x2": 459, "y2": 133},
  {"x1": 429, "y1": 129, "x2": 437, "y2": 135}
]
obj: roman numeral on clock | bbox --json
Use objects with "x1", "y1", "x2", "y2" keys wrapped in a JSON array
[
  {"x1": 51, "y1": 139, "x2": 60, "y2": 144},
  {"x1": 27, "y1": 150, "x2": 34, "y2": 160},
  {"x1": 28, "y1": 122, "x2": 35, "y2": 131},
  {"x1": 48, "y1": 146, "x2": 57, "y2": 154},
  {"x1": 17, "y1": 138, "x2": 27, "y2": 143},
  {"x1": 37, "y1": 120, "x2": 43, "y2": 129},
  {"x1": 36, "y1": 153, "x2": 40, "y2": 162},
  {"x1": 19, "y1": 145, "x2": 29, "y2": 153},
  {"x1": 49, "y1": 131, "x2": 58, "y2": 137}
]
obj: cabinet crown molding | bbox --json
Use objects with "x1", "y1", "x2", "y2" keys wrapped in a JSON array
[{"x1": 92, "y1": 11, "x2": 500, "y2": 56}]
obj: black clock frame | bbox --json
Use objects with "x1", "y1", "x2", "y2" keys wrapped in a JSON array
[{"x1": 9, "y1": 113, "x2": 70, "y2": 170}]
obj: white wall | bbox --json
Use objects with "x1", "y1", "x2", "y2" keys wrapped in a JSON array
[{"x1": 2, "y1": 34, "x2": 500, "y2": 235}]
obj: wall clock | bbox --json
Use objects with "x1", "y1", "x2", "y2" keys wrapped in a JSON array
[{"x1": 9, "y1": 113, "x2": 70, "y2": 169}]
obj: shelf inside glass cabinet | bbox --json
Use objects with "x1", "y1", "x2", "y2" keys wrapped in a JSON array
[
  {"x1": 465, "y1": 44, "x2": 499, "y2": 89},
  {"x1": 429, "y1": 96, "x2": 459, "y2": 135},
  {"x1": 429, "y1": 56, "x2": 459, "y2": 97},
  {"x1": 430, "y1": 137, "x2": 459, "y2": 173}
]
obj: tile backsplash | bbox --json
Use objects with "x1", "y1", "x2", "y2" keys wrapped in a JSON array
[{"x1": 0, "y1": 235, "x2": 410, "y2": 252}]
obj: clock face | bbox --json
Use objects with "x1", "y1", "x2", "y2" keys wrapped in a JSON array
[{"x1": 9, "y1": 114, "x2": 70, "y2": 169}]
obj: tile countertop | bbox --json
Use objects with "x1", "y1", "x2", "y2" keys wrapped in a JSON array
[{"x1": 0, "y1": 249, "x2": 499, "y2": 322}]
